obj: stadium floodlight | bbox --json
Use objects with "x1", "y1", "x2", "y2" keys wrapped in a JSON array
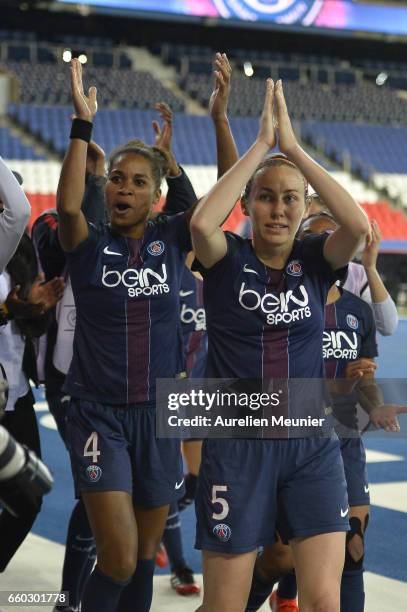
[
  {"x1": 376, "y1": 72, "x2": 388, "y2": 86},
  {"x1": 62, "y1": 49, "x2": 72, "y2": 62},
  {"x1": 78, "y1": 54, "x2": 88, "y2": 64},
  {"x1": 244, "y1": 61, "x2": 254, "y2": 77}
]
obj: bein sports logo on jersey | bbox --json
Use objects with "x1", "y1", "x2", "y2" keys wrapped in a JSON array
[
  {"x1": 211, "y1": 0, "x2": 322, "y2": 25},
  {"x1": 346, "y1": 314, "x2": 359, "y2": 330},
  {"x1": 147, "y1": 240, "x2": 165, "y2": 256},
  {"x1": 102, "y1": 263, "x2": 170, "y2": 297},
  {"x1": 323, "y1": 331, "x2": 358, "y2": 360},
  {"x1": 180, "y1": 303, "x2": 206, "y2": 331},
  {"x1": 213, "y1": 523, "x2": 232, "y2": 542},
  {"x1": 286, "y1": 259, "x2": 303, "y2": 277},
  {"x1": 86, "y1": 465, "x2": 102, "y2": 482},
  {"x1": 239, "y1": 283, "x2": 311, "y2": 325}
]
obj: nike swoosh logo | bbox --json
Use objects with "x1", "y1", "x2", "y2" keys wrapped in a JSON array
[
  {"x1": 175, "y1": 478, "x2": 184, "y2": 490},
  {"x1": 180, "y1": 290, "x2": 194, "y2": 297},
  {"x1": 341, "y1": 507, "x2": 349, "y2": 518},
  {"x1": 103, "y1": 246, "x2": 122, "y2": 256},
  {"x1": 364, "y1": 485, "x2": 370, "y2": 493},
  {"x1": 243, "y1": 264, "x2": 259, "y2": 275}
]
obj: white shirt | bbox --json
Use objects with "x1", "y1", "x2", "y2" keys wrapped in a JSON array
[
  {"x1": 0, "y1": 157, "x2": 31, "y2": 274},
  {"x1": 343, "y1": 261, "x2": 398, "y2": 336},
  {"x1": 0, "y1": 272, "x2": 29, "y2": 411}
]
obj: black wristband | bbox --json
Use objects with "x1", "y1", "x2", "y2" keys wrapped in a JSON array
[{"x1": 70, "y1": 118, "x2": 93, "y2": 143}]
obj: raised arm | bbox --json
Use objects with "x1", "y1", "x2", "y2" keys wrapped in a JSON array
[
  {"x1": 190, "y1": 79, "x2": 275, "y2": 269},
  {"x1": 0, "y1": 158, "x2": 31, "y2": 273},
  {"x1": 274, "y1": 80, "x2": 370, "y2": 270},
  {"x1": 57, "y1": 59, "x2": 97, "y2": 252},
  {"x1": 361, "y1": 220, "x2": 398, "y2": 336},
  {"x1": 209, "y1": 53, "x2": 239, "y2": 179},
  {"x1": 152, "y1": 102, "x2": 197, "y2": 214}
]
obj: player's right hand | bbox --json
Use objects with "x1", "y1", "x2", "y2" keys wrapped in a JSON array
[
  {"x1": 369, "y1": 404, "x2": 400, "y2": 432},
  {"x1": 344, "y1": 358, "x2": 377, "y2": 380},
  {"x1": 70, "y1": 58, "x2": 97, "y2": 122},
  {"x1": 209, "y1": 52, "x2": 232, "y2": 122},
  {"x1": 257, "y1": 78, "x2": 275, "y2": 149}
]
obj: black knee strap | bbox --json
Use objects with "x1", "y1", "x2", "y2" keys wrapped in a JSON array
[{"x1": 345, "y1": 515, "x2": 369, "y2": 571}]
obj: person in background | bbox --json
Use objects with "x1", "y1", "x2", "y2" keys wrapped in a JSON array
[
  {"x1": 0, "y1": 159, "x2": 30, "y2": 275},
  {"x1": 307, "y1": 194, "x2": 398, "y2": 337},
  {"x1": 247, "y1": 212, "x2": 405, "y2": 612},
  {"x1": 0, "y1": 174, "x2": 64, "y2": 570}
]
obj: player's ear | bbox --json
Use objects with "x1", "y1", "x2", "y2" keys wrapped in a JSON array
[
  {"x1": 240, "y1": 195, "x2": 250, "y2": 217},
  {"x1": 153, "y1": 188, "x2": 162, "y2": 207}
]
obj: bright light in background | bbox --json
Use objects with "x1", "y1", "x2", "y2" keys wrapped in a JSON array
[
  {"x1": 62, "y1": 49, "x2": 72, "y2": 62},
  {"x1": 376, "y1": 72, "x2": 388, "y2": 86},
  {"x1": 78, "y1": 54, "x2": 88, "y2": 64},
  {"x1": 244, "y1": 61, "x2": 254, "y2": 77}
]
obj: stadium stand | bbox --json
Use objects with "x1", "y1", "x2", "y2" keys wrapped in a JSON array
[
  {"x1": 0, "y1": 125, "x2": 44, "y2": 160},
  {"x1": 0, "y1": 33, "x2": 406, "y2": 245},
  {"x1": 2, "y1": 63, "x2": 185, "y2": 110}
]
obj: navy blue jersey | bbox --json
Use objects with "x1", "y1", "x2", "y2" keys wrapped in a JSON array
[
  {"x1": 324, "y1": 289, "x2": 378, "y2": 379},
  {"x1": 324, "y1": 289, "x2": 378, "y2": 430},
  {"x1": 64, "y1": 213, "x2": 191, "y2": 404},
  {"x1": 198, "y1": 232, "x2": 340, "y2": 380},
  {"x1": 179, "y1": 267, "x2": 206, "y2": 378}
]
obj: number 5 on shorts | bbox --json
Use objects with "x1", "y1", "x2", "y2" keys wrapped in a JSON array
[
  {"x1": 212, "y1": 485, "x2": 229, "y2": 520},
  {"x1": 83, "y1": 431, "x2": 101, "y2": 463}
]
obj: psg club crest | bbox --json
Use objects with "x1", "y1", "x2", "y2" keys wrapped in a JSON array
[
  {"x1": 86, "y1": 465, "x2": 102, "y2": 482},
  {"x1": 147, "y1": 240, "x2": 165, "y2": 256},
  {"x1": 346, "y1": 314, "x2": 359, "y2": 330},
  {"x1": 211, "y1": 0, "x2": 323, "y2": 25},
  {"x1": 213, "y1": 523, "x2": 232, "y2": 542},
  {"x1": 286, "y1": 260, "x2": 303, "y2": 277}
]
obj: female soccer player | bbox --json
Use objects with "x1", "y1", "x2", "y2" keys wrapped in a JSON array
[
  {"x1": 190, "y1": 78, "x2": 371, "y2": 612},
  {"x1": 306, "y1": 194, "x2": 398, "y2": 338},
  {"x1": 246, "y1": 212, "x2": 404, "y2": 612},
  {"x1": 57, "y1": 59, "x2": 194, "y2": 612}
]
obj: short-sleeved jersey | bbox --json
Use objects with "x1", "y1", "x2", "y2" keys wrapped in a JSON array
[
  {"x1": 324, "y1": 289, "x2": 378, "y2": 379},
  {"x1": 64, "y1": 213, "x2": 191, "y2": 405},
  {"x1": 179, "y1": 267, "x2": 206, "y2": 378},
  {"x1": 199, "y1": 232, "x2": 341, "y2": 380},
  {"x1": 324, "y1": 288, "x2": 378, "y2": 430}
]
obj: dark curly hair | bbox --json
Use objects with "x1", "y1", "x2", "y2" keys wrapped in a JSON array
[{"x1": 108, "y1": 140, "x2": 170, "y2": 190}]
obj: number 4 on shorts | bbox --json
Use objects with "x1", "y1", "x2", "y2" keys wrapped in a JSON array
[
  {"x1": 212, "y1": 485, "x2": 229, "y2": 520},
  {"x1": 83, "y1": 431, "x2": 101, "y2": 463}
]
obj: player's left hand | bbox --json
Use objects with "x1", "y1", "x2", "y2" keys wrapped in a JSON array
[
  {"x1": 370, "y1": 404, "x2": 400, "y2": 432},
  {"x1": 27, "y1": 274, "x2": 65, "y2": 312},
  {"x1": 362, "y1": 219, "x2": 381, "y2": 270}
]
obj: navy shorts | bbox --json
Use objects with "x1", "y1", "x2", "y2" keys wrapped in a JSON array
[
  {"x1": 340, "y1": 437, "x2": 370, "y2": 507},
  {"x1": 195, "y1": 436, "x2": 349, "y2": 554},
  {"x1": 65, "y1": 398, "x2": 185, "y2": 507}
]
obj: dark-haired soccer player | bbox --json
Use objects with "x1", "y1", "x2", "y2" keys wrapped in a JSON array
[{"x1": 56, "y1": 59, "x2": 196, "y2": 612}]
